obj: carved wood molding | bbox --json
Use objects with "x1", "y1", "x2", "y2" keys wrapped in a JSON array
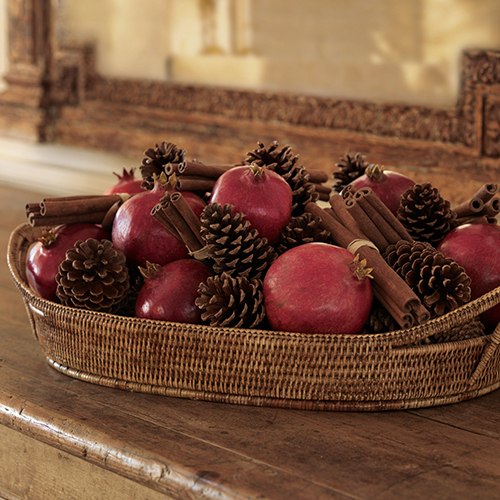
[
  {"x1": 2, "y1": 0, "x2": 500, "y2": 167},
  {"x1": 52, "y1": 46, "x2": 500, "y2": 158}
]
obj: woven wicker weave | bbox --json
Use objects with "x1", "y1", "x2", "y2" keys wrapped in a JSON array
[{"x1": 8, "y1": 223, "x2": 500, "y2": 411}]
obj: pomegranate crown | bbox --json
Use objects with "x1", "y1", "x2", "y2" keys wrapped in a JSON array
[
  {"x1": 248, "y1": 162, "x2": 267, "y2": 178},
  {"x1": 365, "y1": 164, "x2": 385, "y2": 180},
  {"x1": 38, "y1": 228, "x2": 58, "y2": 247},
  {"x1": 114, "y1": 167, "x2": 136, "y2": 181},
  {"x1": 351, "y1": 254, "x2": 374, "y2": 281},
  {"x1": 138, "y1": 261, "x2": 162, "y2": 280}
]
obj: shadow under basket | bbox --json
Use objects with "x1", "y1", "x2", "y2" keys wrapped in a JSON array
[{"x1": 8, "y1": 223, "x2": 500, "y2": 411}]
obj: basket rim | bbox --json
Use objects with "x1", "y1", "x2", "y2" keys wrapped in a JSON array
[
  {"x1": 8, "y1": 222, "x2": 500, "y2": 346},
  {"x1": 46, "y1": 357, "x2": 500, "y2": 411}
]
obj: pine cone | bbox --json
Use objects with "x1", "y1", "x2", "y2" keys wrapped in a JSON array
[
  {"x1": 199, "y1": 203, "x2": 277, "y2": 280},
  {"x1": 196, "y1": 273, "x2": 266, "y2": 328},
  {"x1": 384, "y1": 240, "x2": 471, "y2": 317},
  {"x1": 244, "y1": 140, "x2": 297, "y2": 172},
  {"x1": 244, "y1": 141, "x2": 318, "y2": 215},
  {"x1": 362, "y1": 299, "x2": 399, "y2": 334},
  {"x1": 276, "y1": 212, "x2": 331, "y2": 255},
  {"x1": 332, "y1": 153, "x2": 368, "y2": 194},
  {"x1": 432, "y1": 319, "x2": 485, "y2": 344},
  {"x1": 397, "y1": 182, "x2": 457, "y2": 245},
  {"x1": 56, "y1": 239, "x2": 130, "y2": 313},
  {"x1": 117, "y1": 266, "x2": 144, "y2": 317},
  {"x1": 140, "y1": 141, "x2": 186, "y2": 190}
]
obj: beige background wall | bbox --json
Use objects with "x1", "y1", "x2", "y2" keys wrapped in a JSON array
[{"x1": 2, "y1": 1, "x2": 500, "y2": 106}]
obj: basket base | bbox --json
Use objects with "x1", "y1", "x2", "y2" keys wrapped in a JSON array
[{"x1": 46, "y1": 357, "x2": 500, "y2": 412}]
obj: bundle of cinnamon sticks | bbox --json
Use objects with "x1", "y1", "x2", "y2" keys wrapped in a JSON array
[
  {"x1": 306, "y1": 194, "x2": 429, "y2": 329},
  {"x1": 453, "y1": 183, "x2": 499, "y2": 225},
  {"x1": 151, "y1": 192, "x2": 204, "y2": 253},
  {"x1": 25, "y1": 194, "x2": 130, "y2": 228}
]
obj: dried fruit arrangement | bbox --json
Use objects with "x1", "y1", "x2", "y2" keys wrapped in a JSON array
[{"x1": 24, "y1": 141, "x2": 500, "y2": 343}]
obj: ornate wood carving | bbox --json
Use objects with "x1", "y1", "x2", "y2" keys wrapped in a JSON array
[{"x1": 483, "y1": 94, "x2": 500, "y2": 158}]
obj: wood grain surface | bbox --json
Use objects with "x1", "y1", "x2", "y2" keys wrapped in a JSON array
[{"x1": 2, "y1": 188, "x2": 500, "y2": 499}]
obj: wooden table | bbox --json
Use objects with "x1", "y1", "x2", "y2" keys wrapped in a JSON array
[{"x1": 2, "y1": 185, "x2": 500, "y2": 500}]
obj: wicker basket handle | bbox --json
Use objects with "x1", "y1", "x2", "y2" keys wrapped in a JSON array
[
  {"x1": 387, "y1": 285, "x2": 500, "y2": 347},
  {"x1": 468, "y1": 320, "x2": 500, "y2": 387}
]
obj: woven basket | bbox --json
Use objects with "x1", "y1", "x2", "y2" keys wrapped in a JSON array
[{"x1": 8, "y1": 223, "x2": 500, "y2": 411}]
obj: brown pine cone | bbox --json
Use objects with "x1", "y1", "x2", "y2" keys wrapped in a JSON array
[
  {"x1": 244, "y1": 140, "x2": 298, "y2": 173},
  {"x1": 384, "y1": 240, "x2": 471, "y2": 317},
  {"x1": 432, "y1": 319, "x2": 485, "y2": 344},
  {"x1": 332, "y1": 153, "x2": 368, "y2": 194},
  {"x1": 244, "y1": 141, "x2": 318, "y2": 215},
  {"x1": 397, "y1": 182, "x2": 457, "y2": 245},
  {"x1": 276, "y1": 212, "x2": 331, "y2": 255},
  {"x1": 196, "y1": 273, "x2": 266, "y2": 328},
  {"x1": 140, "y1": 141, "x2": 186, "y2": 190},
  {"x1": 199, "y1": 203, "x2": 277, "y2": 280},
  {"x1": 117, "y1": 266, "x2": 144, "y2": 317},
  {"x1": 56, "y1": 239, "x2": 130, "y2": 313}
]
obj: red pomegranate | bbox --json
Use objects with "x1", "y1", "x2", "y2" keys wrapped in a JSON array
[
  {"x1": 209, "y1": 164, "x2": 293, "y2": 245},
  {"x1": 438, "y1": 223, "x2": 500, "y2": 330},
  {"x1": 263, "y1": 242, "x2": 373, "y2": 334},
  {"x1": 348, "y1": 164, "x2": 415, "y2": 215},
  {"x1": 103, "y1": 168, "x2": 144, "y2": 195},
  {"x1": 26, "y1": 223, "x2": 110, "y2": 302},
  {"x1": 135, "y1": 259, "x2": 212, "y2": 323},
  {"x1": 112, "y1": 179, "x2": 206, "y2": 267}
]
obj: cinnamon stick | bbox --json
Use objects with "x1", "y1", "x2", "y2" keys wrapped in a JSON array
[
  {"x1": 170, "y1": 192, "x2": 204, "y2": 248},
  {"x1": 456, "y1": 215, "x2": 490, "y2": 226},
  {"x1": 358, "y1": 188, "x2": 413, "y2": 242},
  {"x1": 151, "y1": 197, "x2": 181, "y2": 241},
  {"x1": 151, "y1": 192, "x2": 204, "y2": 252},
  {"x1": 305, "y1": 202, "x2": 428, "y2": 328},
  {"x1": 174, "y1": 176, "x2": 217, "y2": 192},
  {"x1": 328, "y1": 194, "x2": 365, "y2": 240},
  {"x1": 307, "y1": 169, "x2": 329, "y2": 184},
  {"x1": 475, "y1": 183, "x2": 498, "y2": 202},
  {"x1": 26, "y1": 203, "x2": 41, "y2": 217},
  {"x1": 346, "y1": 188, "x2": 412, "y2": 252},
  {"x1": 453, "y1": 183, "x2": 498, "y2": 218},
  {"x1": 453, "y1": 197, "x2": 484, "y2": 218},
  {"x1": 26, "y1": 194, "x2": 132, "y2": 227},
  {"x1": 29, "y1": 211, "x2": 108, "y2": 227},
  {"x1": 166, "y1": 161, "x2": 237, "y2": 179},
  {"x1": 343, "y1": 197, "x2": 389, "y2": 251},
  {"x1": 40, "y1": 195, "x2": 124, "y2": 217},
  {"x1": 480, "y1": 197, "x2": 500, "y2": 217},
  {"x1": 310, "y1": 183, "x2": 332, "y2": 195},
  {"x1": 372, "y1": 289, "x2": 413, "y2": 330}
]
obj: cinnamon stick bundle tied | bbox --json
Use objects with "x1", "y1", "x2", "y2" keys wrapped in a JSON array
[
  {"x1": 26, "y1": 194, "x2": 130, "y2": 227},
  {"x1": 305, "y1": 202, "x2": 430, "y2": 329},
  {"x1": 453, "y1": 183, "x2": 499, "y2": 222},
  {"x1": 151, "y1": 192, "x2": 204, "y2": 253},
  {"x1": 342, "y1": 188, "x2": 413, "y2": 253}
]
